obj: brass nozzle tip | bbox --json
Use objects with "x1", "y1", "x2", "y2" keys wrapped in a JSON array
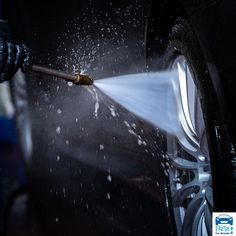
[{"x1": 74, "y1": 74, "x2": 93, "y2": 85}]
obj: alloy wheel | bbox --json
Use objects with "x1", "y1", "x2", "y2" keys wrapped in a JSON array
[{"x1": 167, "y1": 55, "x2": 213, "y2": 236}]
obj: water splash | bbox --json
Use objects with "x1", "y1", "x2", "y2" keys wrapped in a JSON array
[{"x1": 94, "y1": 71, "x2": 181, "y2": 137}]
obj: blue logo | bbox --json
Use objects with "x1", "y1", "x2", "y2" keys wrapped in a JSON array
[
  {"x1": 216, "y1": 214, "x2": 233, "y2": 226},
  {"x1": 215, "y1": 214, "x2": 234, "y2": 234}
]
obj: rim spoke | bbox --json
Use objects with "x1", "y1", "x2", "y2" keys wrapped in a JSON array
[
  {"x1": 177, "y1": 62, "x2": 196, "y2": 136},
  {"x1": 171, "y1": 157, "x2": 198, "y2": 170},
  {"x1": 172, "y1": 181, "x2": 199, "y2": 207},
  {"x1": 186, "y1": 65, "x2": 197, "y2": 132}
]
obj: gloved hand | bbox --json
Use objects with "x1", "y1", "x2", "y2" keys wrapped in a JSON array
[{"x1": 0, "y1": 20, "x2": 30, "y2": 83}]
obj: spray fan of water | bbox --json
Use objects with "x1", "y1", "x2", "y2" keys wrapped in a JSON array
[{"x1": 94, "y1": 71, "x2": 183, "y2": 138}]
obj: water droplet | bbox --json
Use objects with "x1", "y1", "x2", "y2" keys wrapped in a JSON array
[
  {"x1": 198, "y1": 155, "x2": 205, "y2": 162},
  {"x1": 106, "y1": 193, "x2": 111, "y2": 199},
  {"x1": 107, "y1": 175, "x2": 112, "y2": 182},
  {"x1": 57, "y1": 109, "x2": 62, "y2": 114},
  {"x1": 62, "y1": 187, "x2": 66, "y2": 198},
  {"x1": 56, "y1": 126, "x2": 61, "y2": 134}
]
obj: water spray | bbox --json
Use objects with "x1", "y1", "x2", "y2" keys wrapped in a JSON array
[
  {"x1": 30, "y1": 64, "x2": 94, "y2": 86},
  {"x1": 94, "y1": 71, "x2": 181, "y2": 137}
]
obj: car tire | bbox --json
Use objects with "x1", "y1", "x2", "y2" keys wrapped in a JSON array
[{"x1": 147, "y1": 17, "x2": 236, "y2": 236}]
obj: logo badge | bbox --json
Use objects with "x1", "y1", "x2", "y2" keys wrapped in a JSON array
[{"x1": 213, "y1": 212, "x2": 236, "y2": 235}]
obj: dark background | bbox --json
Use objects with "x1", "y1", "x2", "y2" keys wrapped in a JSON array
[{"x1": 5, "y1": 1, "x2": 176, "y2": 235}]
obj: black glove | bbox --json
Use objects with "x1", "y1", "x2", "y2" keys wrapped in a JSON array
[{"x1": 0, "y1": 20, "x2": 30, "y2": 83}]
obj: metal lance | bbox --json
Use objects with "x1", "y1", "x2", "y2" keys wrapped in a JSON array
[{"x1": 30, "y1": 65, "x2": 93, "y2": 86}]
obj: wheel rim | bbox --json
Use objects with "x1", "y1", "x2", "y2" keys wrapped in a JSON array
[{"x1": 167, "y1": 55, "x2": 213, "y2": 236}]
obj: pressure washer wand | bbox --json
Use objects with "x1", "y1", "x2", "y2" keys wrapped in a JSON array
[{"x1": 30, "y1": 64, "x2": 93, "y2": 86}]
